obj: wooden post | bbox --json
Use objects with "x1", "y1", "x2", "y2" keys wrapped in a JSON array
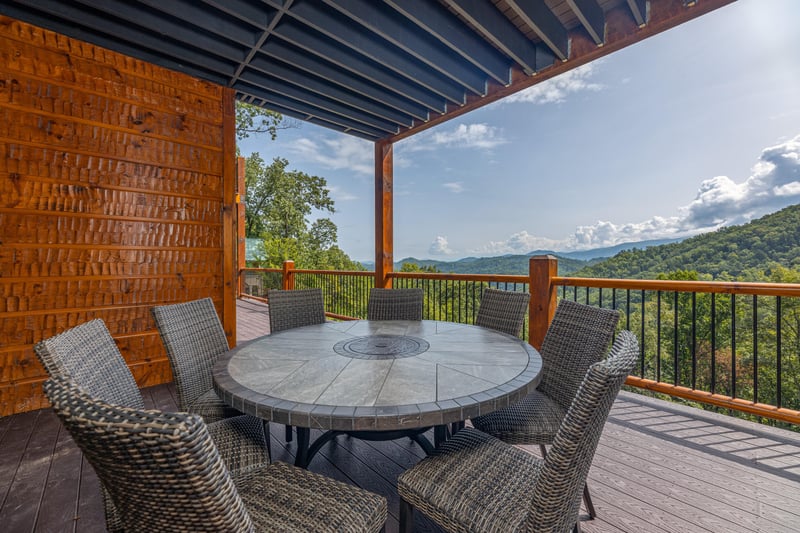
[
  {"x1": 236, "y1": 156, "x2": 246, "y2": 297},
  {"x1": 282, "y1": 260, "x2": 295, "y2": 290},
  {"x1": 529, "y1": 255, "x2": 558, "y2": 350},
  {"x1": 375, "y1": 140, "x2": 393, "y2": 289},
  {"x1": 222, "y1": 88, "x2": 237, "y2": 346}
]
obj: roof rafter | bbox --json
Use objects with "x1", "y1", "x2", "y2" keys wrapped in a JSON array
[{"x1": 505, "y1": 0, "x2": 571, "y2": 61}]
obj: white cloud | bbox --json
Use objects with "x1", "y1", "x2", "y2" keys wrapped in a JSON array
[
  {"x1": 290, "y1": 135, "x2": 373, "y2": 175},
  {"x1": 473, "y1": 231, "x2": 563, "y2": 255},
  {"x1": 502, "y1": 63, "x2": 604, "y2": 105},
  {"x1": 403, "y1": 123, "x2": 507, "y2": 152},
  {"x1": 429, "y1": 236, "x2": 456, "y2": 256},
  {"x1": 442, "y1": 182, "x2": 465, "y2": 193},
  {"x1": 327, "y1": 185, "x2": 357, "y2": 202},
  {"x1": 474, "y1": 135, "x2": 800, "y2": 253}
]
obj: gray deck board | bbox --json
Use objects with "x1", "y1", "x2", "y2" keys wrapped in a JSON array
[{"x1": 1, "y1": 298, "x2": 798, "y2": 532}]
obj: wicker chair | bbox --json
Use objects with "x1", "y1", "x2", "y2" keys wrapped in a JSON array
[
  {"x1": 151, "y1": 298, "x2": 240, "y2": 423},
  {"x1": 470, "y1": 299, "x2": 620, "y2": 519},
  {"x1": 267, "y1": 287, "x2": 326, "y2": 442},
  {"x1": 398, "y1": 331, "x2": 639, "y2": 533},
  {"x1": 43, "y1": 376, "x2": 388, "y2": 533},
  {"x1": 33, "y1": 319, "x2": 270, "y2": 532},
  {"x1": 268, "y1": 288, "x2": 326, "y2": 333},
  {"x1": 367, "y1": 288, "x2": 424, "y2": 320},
  {"x1": 474, "y1": 287, "x2": 530, "y2": 337}
]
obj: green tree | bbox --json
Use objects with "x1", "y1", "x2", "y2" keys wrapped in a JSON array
[
  {"x1": 235, "y1": 102, "x2": 298, "y2": 141},
  {"x1": 244, "y1": 153, "x2": 362, "y2": 271}
]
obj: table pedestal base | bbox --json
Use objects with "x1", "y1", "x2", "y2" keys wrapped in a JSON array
[{"x1": 295, "y1": 426, "x2": 448, "y2": 468}]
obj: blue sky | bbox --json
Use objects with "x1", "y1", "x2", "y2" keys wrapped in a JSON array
[{"x1": 238, "y1": 0, "x2": 800, "y2": 263}]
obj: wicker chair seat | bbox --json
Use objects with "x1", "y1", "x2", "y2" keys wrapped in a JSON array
[
  {"x1": 189, "y1": 387, "x2": 242, "y2": 423},
  {"x1": 470, "y1": 389, "x2": 565, "y2": 445},
  {"x1": 234, "y1": 462, "x2": 387, "y2": 532},
  {"x1": 398, "y1": 428, "x2": 540, "y2": 533}
]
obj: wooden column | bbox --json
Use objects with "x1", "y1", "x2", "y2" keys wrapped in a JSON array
[
  {"x1": 222, "y1": 88, "x2": 237, "y2": 346},
  {"x1": 237, "y1": 156, "x2": 246, "y2": 273},
  {"x1": 529, "y1": 255, "x2": 558, "y2": 350},
  {"x1": 375, "y1": 140, "x2": 394, "y2": 288}
]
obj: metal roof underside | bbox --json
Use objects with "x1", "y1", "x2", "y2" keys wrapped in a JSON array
[{"x1": 1, "y1": 0, "x2": 735, "y2": 142}]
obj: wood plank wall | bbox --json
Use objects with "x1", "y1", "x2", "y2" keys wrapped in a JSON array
[{"x1": 0, "y1": 17, "x2": 236, "y2": 416}]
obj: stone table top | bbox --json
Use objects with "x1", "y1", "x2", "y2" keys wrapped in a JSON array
[{"x1": 213, "y1": 320, "x2": 542, "y2": 432}]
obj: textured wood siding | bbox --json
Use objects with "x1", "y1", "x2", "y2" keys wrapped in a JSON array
[{"x1": 0, "y1": 17, "x2": 235, "y2": 415}]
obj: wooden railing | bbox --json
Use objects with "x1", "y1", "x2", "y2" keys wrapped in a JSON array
[{"x1": 238, "y1": 257, "x2": 800, "y2": 425}]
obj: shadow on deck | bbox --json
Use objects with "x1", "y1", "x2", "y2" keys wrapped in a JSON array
[{"x1": 1, "y1": 299, "x2": 799, "y2": 532}]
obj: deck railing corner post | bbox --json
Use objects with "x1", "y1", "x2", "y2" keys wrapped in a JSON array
[
  {"x1": 529, "y1": 255, "x2": 558, "y2": 350},
  {"x1": 282, "y1": 260, "x2": 295, "y2": 290}
]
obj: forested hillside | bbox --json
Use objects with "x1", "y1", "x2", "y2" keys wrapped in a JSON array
[
  {"x1": 574, "y1": 204, "x2": 800, "y2": 280},
  {"x1": 395, "y1": 254, "x2": 592, "y2": 276}
]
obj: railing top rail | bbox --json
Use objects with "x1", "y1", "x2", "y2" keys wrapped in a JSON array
[
  {"x1": 555, "y1": 276, "x2": 800, "y2": 297},
  {"x1": 389, "y1": 272, "x2": 529, "y2": 283},
  {"x1": 240, "y1": 267, "x2": 282, "y2": 273},
  {"x1": 293, "y1": 269, "x2": 375, "y2": 277}
]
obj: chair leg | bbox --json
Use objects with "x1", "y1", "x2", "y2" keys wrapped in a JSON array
[
  {"x1": 399, "y1": 497, "x2": 414, "y2": 533},
  {"x1": 582, "y1": 483, "x2": 597, "y2": 520},
  {"x1": 263, "y1": 420, "x2": 272, "y2": 461},
  {"x1": 285, "y1": 424, "x2": 293, "y2": 442}
]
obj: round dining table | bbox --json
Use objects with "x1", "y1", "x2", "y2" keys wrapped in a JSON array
[{"x1": 213, "y1": 319, "x2": 542, "y2": 468}]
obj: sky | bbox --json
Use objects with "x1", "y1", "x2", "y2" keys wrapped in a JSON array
[{"x1": 238, "y1": 0, "x2": 800, "y2": 263}]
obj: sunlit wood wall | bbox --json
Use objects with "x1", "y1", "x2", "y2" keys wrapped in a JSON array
[{"x1": 0, "y1": 17, "x2": 237, "y2": 416}]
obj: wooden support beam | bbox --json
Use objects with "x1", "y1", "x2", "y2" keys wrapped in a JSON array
[
  {"x1": 222, "y1": 88, "x2": 238, "y2": 347},
  {"x1": 375, "y1": 141, "x2": 394, "y2": 289}
]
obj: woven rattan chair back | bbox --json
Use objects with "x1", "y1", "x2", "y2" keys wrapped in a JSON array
[
  {"x1": 367, "y1": 288, "x2": 424, "y2": 320},
  {"x1": 267, "y1": 288, "x2": 326, "y2": 333},
  {"x1": 474, "y1": 287, "x2": 530, "y2": 337},
  {"x1": 151, "y1": 298, "x2": 230, "y2": 412},
  {"x1": 526, "y1": 331, "x2": 638, "y2": 531},
  {"x1": 43, "y1": 376, "x2": 254, "y2": 532},
  {"x1": 33, "y1": 318, "x2": 144, "y2": 409},
  {"x1": 537, "y1": 300, "x2": 620, "y2": 412}
]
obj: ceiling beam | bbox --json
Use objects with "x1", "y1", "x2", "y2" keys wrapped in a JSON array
[
  {"x1": 245, "y1": 56, "x2": 414, "y2": 127},
  {"x1": 321, "y1": 0, "x2": 488, "y2": 95},
  {"x1": 505, "y1": 0, "x2": 570, "y2": 61},
  {"x1": 284, "y1": 0, "x2": 467, "y2": 105},
  {"x1": 258, "y1": 40, "x2": 430, "y2": 121},
  {"x1": 385, "y1": 0, "x2": 511, "y2": 85},
  {"x1": 567, "y1": 0, "x2": 606, "y2": 45},
  {"x1": 236, "y1": 71, "x2": 400, "y2": 134},
  {"x1": 234, "y1": 83, "x2": 387, "y2": 139},
  {"x1": 274, "y1": 21, "x2": 447, "y2": 114},
  {"x1": 627, "y1": 0, "x2": 648, "y2": 27},
  {"x1": 442, "y1": 0, "x2": 553, "y2": 75}
]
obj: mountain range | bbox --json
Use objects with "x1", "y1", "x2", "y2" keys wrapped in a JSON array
[{"x1": 381, "y1": 204, "x2": 800, "y2": 279}]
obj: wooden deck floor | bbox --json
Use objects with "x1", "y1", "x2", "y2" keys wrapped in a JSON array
[{"x1": 2, "y1": 299, "x2": 799, "y2": 532}]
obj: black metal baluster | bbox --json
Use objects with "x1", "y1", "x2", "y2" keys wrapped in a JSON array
[
  {"x1": 641, "y1": 290, "x2": 646, "y2": 377},
  {"x1": 656, "y1": 291, "x2": 662, "y2": 382},
  {"x1": 711, "y1": 293, "x2": 717, "y2": 394},
  {"x1": 731, "y1": 294, "x2": 737, "y2": 399},
  {"x1": 753, "y1": 295, "x2": 758, "y2": 404},
  {"x1": 777, "y1": 296, "x2": 782, "y2": 409},
  {"x1": 673, "y1": 291, "x2": 679, "y2": 386},
  {"x1": 691, "y1": 292, "x2": 697, "y2": 390}
]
